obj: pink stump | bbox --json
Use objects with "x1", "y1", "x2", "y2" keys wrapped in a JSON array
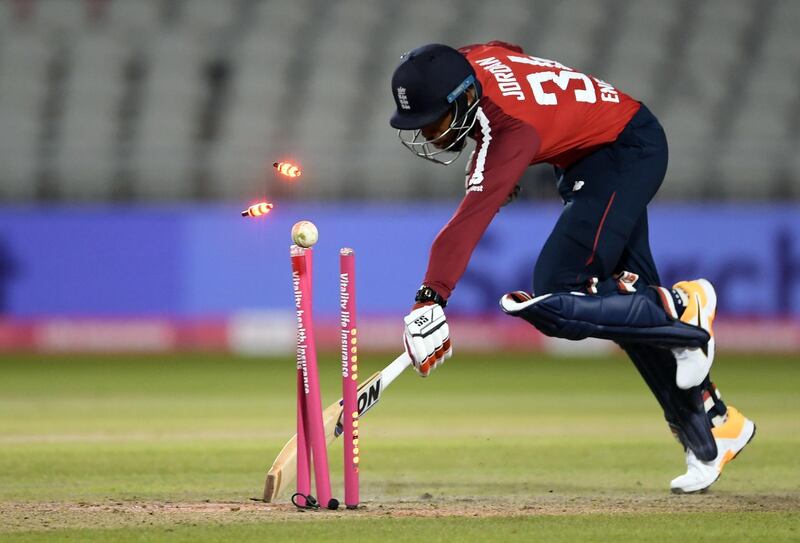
[
  {"x1": 340, "y1": 248, "x2": 360, "y2": 509},
  {"x1": 291, "y1": 245, "x2": 335, "y2": 509},
  {"x1": 295, "y1": 372, "x2": 310, "y2": 507}
]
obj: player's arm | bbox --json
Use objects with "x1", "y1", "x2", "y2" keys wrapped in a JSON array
[
  {"x1": 424, "y1": 108, "x2": 540, "y2": 300},
  {"x1": 403, "y1": 105, "x2": 540, "y2": 376}
]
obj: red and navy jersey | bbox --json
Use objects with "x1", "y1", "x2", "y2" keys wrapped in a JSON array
[{"x1": 423, "y1": 41, "x2": 641, "y2": 300}]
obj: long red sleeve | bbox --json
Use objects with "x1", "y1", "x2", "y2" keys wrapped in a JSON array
[{"x1": 423, "y1": 98, "x2": 540, "y2": 299}]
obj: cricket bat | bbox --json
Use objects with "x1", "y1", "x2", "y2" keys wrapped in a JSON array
[{"x1": 263, "y1": 352, "x2": 412, "y2": 502}]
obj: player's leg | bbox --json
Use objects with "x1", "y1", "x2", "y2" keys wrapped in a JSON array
[
  {"x1": 609, "y1": 212, "x2": 730, "y2": 461},
  {"x1": 527, "y1": 193, "x2": 721, "y2": 462},
  {"x1": 625, "y1": 342, "x2": 754, "y2": 494},
  {"x1": 504, "y1": 107, "x2": 709, "y2": 359},
  {"x1": 598, "y1": 154, "x2": 755, "y2": 493},
  {"x1": 500, "y1": 104, "x2": 717, "y2": 461},
  {"x1": 523, "y1": 176, "x2": 753, "y2": 489},
  {"x1": 515, "y1": 104, "x2": 754, "y2": 491}
]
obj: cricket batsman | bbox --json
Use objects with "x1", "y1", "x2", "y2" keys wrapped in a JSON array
[{"x1": 390, "y1": 41, "x2": 755, "y2": 493}]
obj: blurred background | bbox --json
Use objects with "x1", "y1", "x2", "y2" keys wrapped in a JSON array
[{"x1": 0, "y1": 0, "x2": 798, "y2": 355}]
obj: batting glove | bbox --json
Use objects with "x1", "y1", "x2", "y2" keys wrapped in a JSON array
[{"x1": 403, "y1": 302, "x2": 452, "y2": 377}]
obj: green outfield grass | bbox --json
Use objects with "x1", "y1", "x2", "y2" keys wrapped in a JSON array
[{"x1": 1, "y1": 350, "x2": 798, "y2": 541}]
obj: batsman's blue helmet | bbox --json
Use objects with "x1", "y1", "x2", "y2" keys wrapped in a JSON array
[
  {"x1": 390, "y1": 44, "x2": 476, "y2": 130},
  {"x1": 390, "y1": 44, "x2": 481, "y2": 165}
]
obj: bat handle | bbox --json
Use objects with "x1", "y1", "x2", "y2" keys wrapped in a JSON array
[{"x1": 381, "y1": 352, "x2": 412, "y2": 385}]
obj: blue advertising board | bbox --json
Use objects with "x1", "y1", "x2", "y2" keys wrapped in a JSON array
[{"x1": 0, "y1": 203, "x2": 798, "y2": 318}]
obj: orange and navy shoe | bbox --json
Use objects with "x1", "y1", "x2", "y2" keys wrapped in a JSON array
[
  {"x1": 673, "y1": 278, "x2": 717, "y2": 356},
  {"x1": 659, "y1": 279, "x2": 717, "y2": 389},
  {"x1": 670, "y1": 406, "x2": 756, "y2": 493}
]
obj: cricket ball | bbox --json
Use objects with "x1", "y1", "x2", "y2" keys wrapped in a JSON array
[{"x1": 291, "y1": 220, "x2": 318, "y2": 248}]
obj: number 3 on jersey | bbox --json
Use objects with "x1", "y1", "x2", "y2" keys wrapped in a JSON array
[
  {"x1": 508, "y1": 55, "x2": 620, "y2": 106},
  {"x1": 528, "y1": 71, "x2": 595, "y2": 105}
]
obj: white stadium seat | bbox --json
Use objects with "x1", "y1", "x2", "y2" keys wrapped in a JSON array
[{"x1": 0, "y1": 0, "x2": 798, "y2": 200}]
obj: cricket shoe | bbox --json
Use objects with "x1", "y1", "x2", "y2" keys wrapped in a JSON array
[
  {"x1": 670, "y1": 406, "x2": 756, "y2": 494},
  {"x1": 668, "y1": 279, "x2": 717, "y2": 389}
]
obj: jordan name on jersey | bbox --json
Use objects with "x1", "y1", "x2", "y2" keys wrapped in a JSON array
[{"x1": 475, "y1": 54, "x2": 621, "y2": 105}]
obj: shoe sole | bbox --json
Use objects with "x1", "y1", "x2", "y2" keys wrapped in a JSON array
[
  {"x1": 670, "y1": 475, "x2": 719, "y2": 495},
  {"x1": 670, "y1": 421, "x2": 756, "y2": 494}
]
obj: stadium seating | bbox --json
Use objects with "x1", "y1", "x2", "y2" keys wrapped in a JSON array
[{"x1": 0, "y1": 0, "x2": 797, "y2": 201}]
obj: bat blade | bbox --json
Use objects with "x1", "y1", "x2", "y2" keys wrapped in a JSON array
[{"x1": 263, "y1": 353, "x2": 411, "y2": 502}]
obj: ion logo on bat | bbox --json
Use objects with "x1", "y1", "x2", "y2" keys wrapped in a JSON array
[
  {"x1": 357, "y1": 379, "x2": 382, "y2": 415},
  {"x1": 335, "y1": 376, "x2": 383, "y2": 437}
]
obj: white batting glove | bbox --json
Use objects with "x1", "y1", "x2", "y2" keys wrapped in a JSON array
[{"x1": 403, "y1": 303, "x2": 452, "y2": 377}]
